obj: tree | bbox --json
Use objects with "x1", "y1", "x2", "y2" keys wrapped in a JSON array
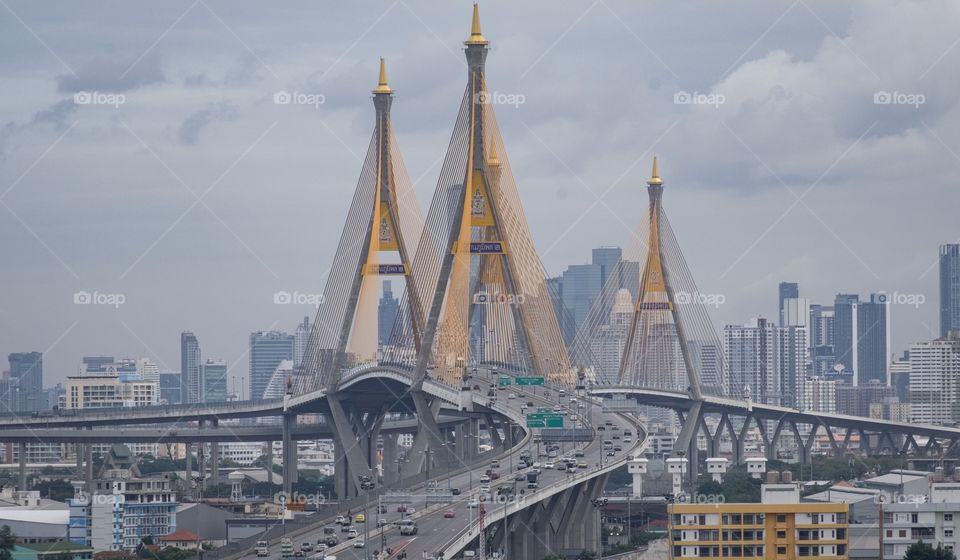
[
  {"x1": 905, "y1": 541, "x2": 957, "y2": 560},
  {"x1": 0, "y1": 525, "x2": 17, "y2": 560}
]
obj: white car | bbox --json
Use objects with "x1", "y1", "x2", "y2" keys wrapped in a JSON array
[
  {"x1": 543, "y1": 461, "x2": 555, "y2": 469},
  {"x1": 467, "y1": 498, "x2": 479, "y2": 508},
  {"x1": 353, "y1": 538, "x2": 365, "y2": 549},
  {"x1": 347, "y1": 529, "x2": 358, "y2": 539}
]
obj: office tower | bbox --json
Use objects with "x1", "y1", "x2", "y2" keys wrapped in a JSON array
[
  {"x1": 180, "y1": 332, "x2": 202, "y2": 403},
  {"x1": 888, "y1": 351, "x2": 911, "y2": 403},
  {"x1": 781, "y1": 297, "x2": 811, "y2": 328},
  {"x1": 158, "y1": 372, "x2": 181, "y2": 405},
  {"x1": 202, "y1": 360, "x2": 228, "y2": 403},
  {"x1": 724, "y1": 318, "x2": 778, "y2": 404},
  {"x1": 560, "y1": 264, "x2": 603, "y2": 341},
  {"x1": 294, "y1": 316, "x2": 311, "y2": 369},
  {"x1": 591, "y1": 246, "x2": 622, "y2": 287},
  {"x1": 942, "y1": 243, "x2": 960, "y2": 337},
  {"x1": 778, "y1": 281, "x2": 799, "y2": 324},
  {"x1": 0, "y1": 376, "x2": 19, "y2": 414},
  {"x1": 378, "y1": 281, "x2": 399, "y2": 348},
  {"x1": 909, "y1": 332, "x2": 960, "y2": 425},
  {"x1": 833, "y1": 293, "x2": 889, "y2": 385},
  {"x1": 836, "y1": 380, "x2": 895, "y2": 418},
  {"x1": 8, "y1": 352, "x2": 42, "y2": 412},
  {"x1": 249, "y1": 331, "x2": 295, "y2": 400}
]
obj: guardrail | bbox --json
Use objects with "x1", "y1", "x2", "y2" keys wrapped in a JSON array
[{"x1": 438, "y1": 409, "x2": 647, "y2": 558}]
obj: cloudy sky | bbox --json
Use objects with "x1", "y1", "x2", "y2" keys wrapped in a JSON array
[{"x1": 1, "y1": 0, "x2": 958, "y2": 389}]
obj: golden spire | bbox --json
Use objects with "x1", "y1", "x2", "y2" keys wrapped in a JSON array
[
  {"x1": 465, "y1": 2, "x2": 489, "y2": 45},
  {"x1": 487, "y1": 135, "x2": 500, "y2": 166},
  {"x1": 373, "y1": 57, "x2": 392, "y2": 94},
  {"x1": 647, "y1": 156, "x2": 663, "y2": 186}
]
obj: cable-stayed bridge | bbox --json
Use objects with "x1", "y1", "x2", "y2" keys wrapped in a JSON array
[{"x1": 0, "y1": 4, "x2": 955, "y2": 559}]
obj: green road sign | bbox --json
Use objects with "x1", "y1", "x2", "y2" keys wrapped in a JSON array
[
  {"x1": 526, "y1": 412, "x2": 564, "y2": 429},
  {"x1": 497, "y1": 376, "x2": 512, "y2": 386},
  {"x1": 515, "y1": 376, "x2": 545, "y2": 386}
]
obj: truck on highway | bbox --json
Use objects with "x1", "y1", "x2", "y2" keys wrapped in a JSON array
[
  {"x1": 255, "y1": 541, "x2": 269, "y2": 557},
  {"x1": 281, "y1": 538, "x2": 293, "y2": 558},
  {"x1": 526, "y1": 470, "x2": 539, "y2": 489}
]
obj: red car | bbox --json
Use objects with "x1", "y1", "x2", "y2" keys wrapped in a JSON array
[
  {"x1": 443, "y1": 510, "x2": 456, "y2": 519},
  {"x1": 396, "y1": 504, "x2": 408, "y2": 513}
]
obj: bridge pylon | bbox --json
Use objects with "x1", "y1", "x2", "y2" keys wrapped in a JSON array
[
  {"x1": 296, "y1": 58, "x2": 426, "y2": 395},
  {"x1": 386, "y1": 2, "x2": 572, "y2": 388}
]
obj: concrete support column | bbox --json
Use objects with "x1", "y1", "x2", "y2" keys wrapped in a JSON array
[
  {"x1": 84, "y1": 444, "x2": 93, "y2": 490},
  {"x1": 334, "y1": 435, "x2": 349, "y2": 501},
  {"x1": 266, "y1": 441, "x2": 274, "y2": 485},
  {"x1": 210, "y1": 441, "x2": 220, "y2": 487},
  {"x1": 381, "y1": 433, "x2": 399, "y2": 487},
  {"x1": 18, "y1": 442, "x2": 27, "y2": 490},
  {"x1": 281, "y1": 414, "x2": 297, "y2": 494},
  {"x1": 185, "y1": 442, "x2": 193, "y2": 500}
]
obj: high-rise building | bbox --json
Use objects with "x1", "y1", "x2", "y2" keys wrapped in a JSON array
[
  {"x1": 588, "y1": 289, "x2": 633, "y2": 383},
  {"x1": 909, "y1": 331, "x2": 960, "y2": 425},
  {"x1": 158, "y1": 372, "x2": 181, "y2": 405},
  {"x1": 888, "y1": 350, "x2": 911, "y2": 403},
  {"x1": 560, "y1": 264, "x2": 603, "y2": 341},
  {"x1": 833, "y1": 293, "x2": 889, "y2": 385},
  {"x1": 799, "y1": 376, "x2": 838, "y2": 414},
  {"x1": 942, "y1": 243, "x2": 960, "y2": 337},
  {"x1": 724, "y1": 318, "x2": 778, "y2": 404},
  {"x1": 836, "y1": 380, "x2": 895, "y2": 418},
  {"x1": 592, "y1": 246, "x2": 622, "y2": 287},
  {"x1": 180, "y1": 332, "x2": 202, "y2": 403},
  {"x1": 201, "y1": 360, "x2": 227, "y2": 403},
  {"x1": 776, "y1": 325, "x2": 809, "y2": 407},
  {"x1": 136, "y1": 358, "x2": 159, "y2": 383},
  {"x1": 249, "y1": 331, "x2": 294, "y2": 400},
  {"x1": 8, "y1": 352, "x2": 42, "y2": 412},
  {"x1": 778, "y1": 281, "x2": 799, "y2": 325},
  {"x1": 378, "y1": 281, "x2": 400, "y2": 348},
  {"x1": 294, "y1": 316, "x2": 311, "y2": 369},
  {"x1": 809, "y1": 304, "x2": 835, "y2": 375},
  {"x1": 781, "y1": 297, "x2": 810, "y2": 328}
]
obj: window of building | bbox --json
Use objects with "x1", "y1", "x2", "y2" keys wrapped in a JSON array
[
  {"x1": 777, "y1": 530, "x2": 787, "y2": 539},
  {"x1": 777, "y1": 546, "x2": 787, "y2": 555},
  {"x1": 947, "y1": 514, "x2": 955, "y2": 522},
  {"x1": 946, "y1": 529, "x2": 954, "y2": 538},
  {"x1": 777, "y1": 515, "x2": 787, "y2": 523}
]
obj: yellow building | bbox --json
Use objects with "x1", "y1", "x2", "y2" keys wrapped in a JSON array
[{"x1": 668, "y1": 502, "x2": 849, "y2": 559}]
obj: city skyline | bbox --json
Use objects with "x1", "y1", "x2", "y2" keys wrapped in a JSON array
[{"x1": 1, "y1": 1, "x2": 957, "y2": 388}]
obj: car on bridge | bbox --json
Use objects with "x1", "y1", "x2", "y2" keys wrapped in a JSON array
[
  {"x1": 353, "y1": 538, "x2": 365, "y2": 549},
  {"x1": 397, "y1": 520, "x2": 418, "y2": 535},
  {"x1": 354, "y1": 513, "x2": 365, "y2": 523},
  {"x1": 444, "y1": 510, "x2": 456, "y2": 518}
]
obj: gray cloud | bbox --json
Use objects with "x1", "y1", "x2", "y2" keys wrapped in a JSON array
[
  {"x1": 178, "y1": 100, "x2": 240, "y2": 145},
  {"x1": 56, "y1": 54, "x2": 166, "y2": 93}
]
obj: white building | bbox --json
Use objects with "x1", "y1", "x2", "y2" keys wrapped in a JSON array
[
  {"x1": 884, "y1": 482, "x2": 960, "y2": 558},
  {"x1": 909, "y1": 332, "x2": 960, "y2": 425},
  {"x1": 725, "y1": 317, "x2": 809, "y2": 408},
  {"x1": 799, "y1": 376, "x2": 838, "y2": 414}
]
